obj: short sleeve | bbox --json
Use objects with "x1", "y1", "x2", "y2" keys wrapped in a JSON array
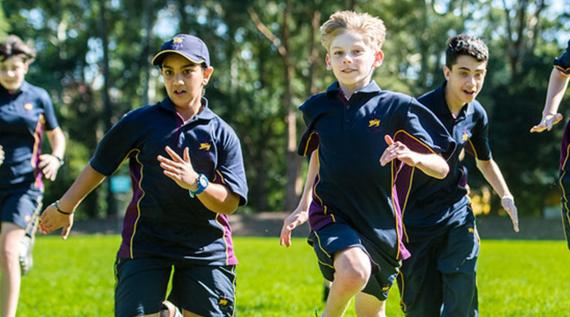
[
  {"x1": 39, "y1": 89, "x2": 59, "y2": 131},
  {"x1": 466, "y1": 107, "x2": 492, "y2": 161},
  {"x1": 297, "y1": 97, "x2": 326, "y2": 156},
  {"x1": 89, "y1": 111, "x2": 141, "y2": 176},
  {"x1": 396, "y1": 99, "x2": 455, "y2": 158},
  {"x1": 215, "y1": 126, "x2": 248, "y2": 206}
]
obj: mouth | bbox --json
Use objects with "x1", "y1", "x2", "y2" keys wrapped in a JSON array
[
  {"x1": 173, "y1": 88, "x2": 187, "y2": 96},
  {"x1": 463, "y1": 89, "x2": 477, "y2": 97}
]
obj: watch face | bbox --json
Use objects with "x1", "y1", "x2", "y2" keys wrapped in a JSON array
[{"x1": 199, "y1": 175, "x2": 209, "y2": 187}]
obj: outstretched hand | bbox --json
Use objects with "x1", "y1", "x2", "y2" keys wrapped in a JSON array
[
  {"x1": 158, "y1": 146, "x2": 199, "y2": 190},
  {"x1": 380, "y1": 135, "x2": 419, "y2": 167},
  {"x1": 501, "y1": 196, "x2": 519, "y2": 233},
  {"x1": 279, "y1": 209, "x2": 309, "y2": 247},
  {"x1": 530, "y1": 113, "x2": 563, "y2": 133}
]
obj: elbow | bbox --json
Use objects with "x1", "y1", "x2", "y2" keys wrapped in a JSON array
[
  {"x1": 435, "y1": 164, "x2": 449, "y2": 180},
  {"x1": 213, "y1": 195, "x2": 240, "y2": 215}
]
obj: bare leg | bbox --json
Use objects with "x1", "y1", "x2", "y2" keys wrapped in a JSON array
[
  {"x1": 0, "y1": 222, "x2": 25, "y2": 317},
  {"x1": 355, "y1": 292, "x2": 386, "y2": 317},
  {"x1": 323, "y1": 247, "x2": 371, "y2": 317}
]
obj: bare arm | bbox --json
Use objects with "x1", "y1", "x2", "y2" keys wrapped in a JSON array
[
  {"x1": 280, "y1": 150, "x2": 318, "y2": 247},
  {"x1": 39, "y1": 127, "x2": 66, "y2": 181},
  {"x1": 39, "y1": 164, "x2": 107, "y2": 238},
  {"x1": 476, "y1": 159, "x2": 519, "y2": 232},
  {"x1": 530, "y1": 68, "x2": 569, "y2": 133}
]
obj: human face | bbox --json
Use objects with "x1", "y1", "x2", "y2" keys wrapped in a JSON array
[
  {"x1": 444, "y1": 55, "x2": 487, "y2": 109},
  {"x1": 326, "y1": 30, "x2": 383, "y2": 93},
  {"x1": 160, "y1": 53, "x2": 213, "y2": 108},
  {"x1": 0, "y1": 56, "x2": 29, "y2": 92}
]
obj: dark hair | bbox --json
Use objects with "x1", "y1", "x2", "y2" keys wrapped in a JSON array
[
  {"x1": 445, "y1": 34, "x2": 488, "y2": 68},
  {"x1": 0, "y1": 35, "x2": 36, "y2": 63}
]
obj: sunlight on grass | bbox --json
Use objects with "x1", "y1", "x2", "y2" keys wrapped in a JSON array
[{"x1": 16, "y1": 236, "x2": 570, "y2": 316}]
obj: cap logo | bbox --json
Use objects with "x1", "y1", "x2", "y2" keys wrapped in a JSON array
[{"x1": 172, "y1": 36, "x2": 184, "y2": 44}]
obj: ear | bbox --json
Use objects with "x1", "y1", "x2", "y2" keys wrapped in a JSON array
[
  {"x1": 202, "y1": 66, "x2": 214, "y2": 85},
  {"x1": 325, "y1": 54, "x2": 332, "y2": 70},
  {"x1": 373, "y1": 50, "x2": 384, "y2": 68},
  {"x1": 443, "y1": 65, "x2": 451, "y2": 80}
]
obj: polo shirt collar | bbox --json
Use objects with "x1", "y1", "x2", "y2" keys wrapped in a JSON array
[
  {"x1": 325, "y1": 80, "x2": 381, "y2": 97},
  {"x1": 159, "y1": 96, "x2": 216, "y2": 121},
  {"x1": 435, "y1": 81, "x2": 473, "y2": 119},
  {"x1": 0, "y1": 80, "x2": 29, "y2": 97}
]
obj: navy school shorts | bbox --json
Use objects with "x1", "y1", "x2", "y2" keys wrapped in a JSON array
[
  {"x1": 0, "y1": 186, "x2": 42, "y2": 229},
  {"x1": 307, "y1": 222, "x2": 400, "y2": 301},
  {"x1": 114, "y1": 257, "x2": 236, "y2": 317}
]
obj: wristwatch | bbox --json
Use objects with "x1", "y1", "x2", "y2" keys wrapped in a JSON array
[{"x1": 189, "y1": 173, "x2": 209, "y2": 198}]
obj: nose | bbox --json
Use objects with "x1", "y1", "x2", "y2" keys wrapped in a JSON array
[{"x1": 173, "y1": 73, "x2": 185, "y2": 84}]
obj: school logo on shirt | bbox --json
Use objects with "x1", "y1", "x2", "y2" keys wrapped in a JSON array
[
  {"x1": 468, "y1": 227, "x2": 475, "y2": 233},
  {"x1": 219, "y1": 297, "x2": 229, "y2": 306},
  {"x1": 368, "y1": 118, "x2": 381, "y2": 128},
  {"x1": 199, "y1": 142, "x2": 211, "y2": 151},
  {"x1": 23, "y1": 102, "x2": 33, "y2": 110}
]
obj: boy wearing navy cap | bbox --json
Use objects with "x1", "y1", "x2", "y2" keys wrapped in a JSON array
[
  {"x1": 39, "y1": 34, "x2": 248, "y2": 317},
  {"x1": 397, "y1": 34, "x2": 519, "y2": 317},
  {"x1": 531, "y1": 40, "x2": 570, "y2": 249},
  {"x1": 0, "y1": 35, "x2": 66, "y2": 317},
  {"x1": 280, "y1": 11, "x2": 454, "y2": 317}
]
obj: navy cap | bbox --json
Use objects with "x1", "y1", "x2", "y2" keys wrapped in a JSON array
[{"x1": 151, "y1": 34, "x2": 210, "y2": 67}]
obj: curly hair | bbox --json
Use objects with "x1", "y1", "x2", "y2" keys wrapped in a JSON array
[
  {"x1": 320, "y1": 11, "x2": 386, "y2": 52},
  {"x1": 0, "y1": 35, "x2": 36, "y2": 63},
  {"x1": 445, "y1": 34, "x2": 488, "y2": 68}
]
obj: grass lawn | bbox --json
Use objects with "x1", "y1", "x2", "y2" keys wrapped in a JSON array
[{"x1": 17, "y1": 236, "x2": 570, "y2": 316}]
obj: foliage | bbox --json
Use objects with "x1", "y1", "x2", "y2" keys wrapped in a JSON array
[
  {"x1": 1, "y1": 0, "x2": 570, "y2": 216},
  {"x1": 18, "y1": 236, "x2": 570, "y2": 316}
]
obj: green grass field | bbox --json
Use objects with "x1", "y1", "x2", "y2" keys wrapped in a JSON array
[{"x1": 17, "y1": 236, "x2": 570, "y2": 316}]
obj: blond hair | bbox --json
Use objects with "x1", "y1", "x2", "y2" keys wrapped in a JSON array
[{"x1": 320, "y1": 11, "x2": 386, "y2": 52}]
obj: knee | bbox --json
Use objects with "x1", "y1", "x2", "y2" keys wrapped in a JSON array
[
  {"x1": 334, "y1": 251, "x2": 371, "y2": 291},
  {"x1": 0, "y1": 243, "x2": 20, "y2": 268}
]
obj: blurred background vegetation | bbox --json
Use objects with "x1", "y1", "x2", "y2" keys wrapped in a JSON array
[{"x1": 1, "y1": 0, "x2": 569, "y2": 219}]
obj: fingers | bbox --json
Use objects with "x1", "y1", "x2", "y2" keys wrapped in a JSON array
[
  {"x1": 384, "y1": 135, "x2": 394, "y2": 146},
  {"x1": 183, "y1": 147, "x2": 191, "y2": 164},
  {"x1": 61, "y1": 225, "x2": 71, "y2": 240},
  {"x1": 165, "y1": 146, "x2": 184, "y2": 162}
]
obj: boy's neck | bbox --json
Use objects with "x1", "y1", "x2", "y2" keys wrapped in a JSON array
[
  {"x1": 175, "y1": 97, "x2": 203, "y2": 121},
  {"x1": 338, "y1": 78, "x2": 372, "y2": 100},
  {"x1": 444, "y1": 87, "x2": 467, "y2": 117}
]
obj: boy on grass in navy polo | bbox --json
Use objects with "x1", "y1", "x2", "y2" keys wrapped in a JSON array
[
  {"x1": 280, "y1": 11, "x2": 455, "y2": 317},
  {"x1": 531, "y1": 40, "x2": 570, "y2": 249},
  {"x1": 396, "y1": 35, "x2": 519, "y2": 317},
  {"x1": 1, "y1": 35, "x2": 66, "y2": 317},
  {"x1": 39, "y1": 34, "x2": 247, "y2": 317}
]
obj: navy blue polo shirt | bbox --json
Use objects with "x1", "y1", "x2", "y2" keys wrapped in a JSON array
[
  {"x1": 298, "y1": 81, "x2": 454, "y2": 260},
  {"x1": 402, "y1": 83, "x2": 491, "y2": 239},
  {"x1": 554, "y1": 40, "x2": 570, "y2": 75},
  {"x1": 89, "y1": 97, "x2": 248, "y2": 265},
  {"x1": 0, "y1": 81, "x2": 59, "y2": 190}
]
